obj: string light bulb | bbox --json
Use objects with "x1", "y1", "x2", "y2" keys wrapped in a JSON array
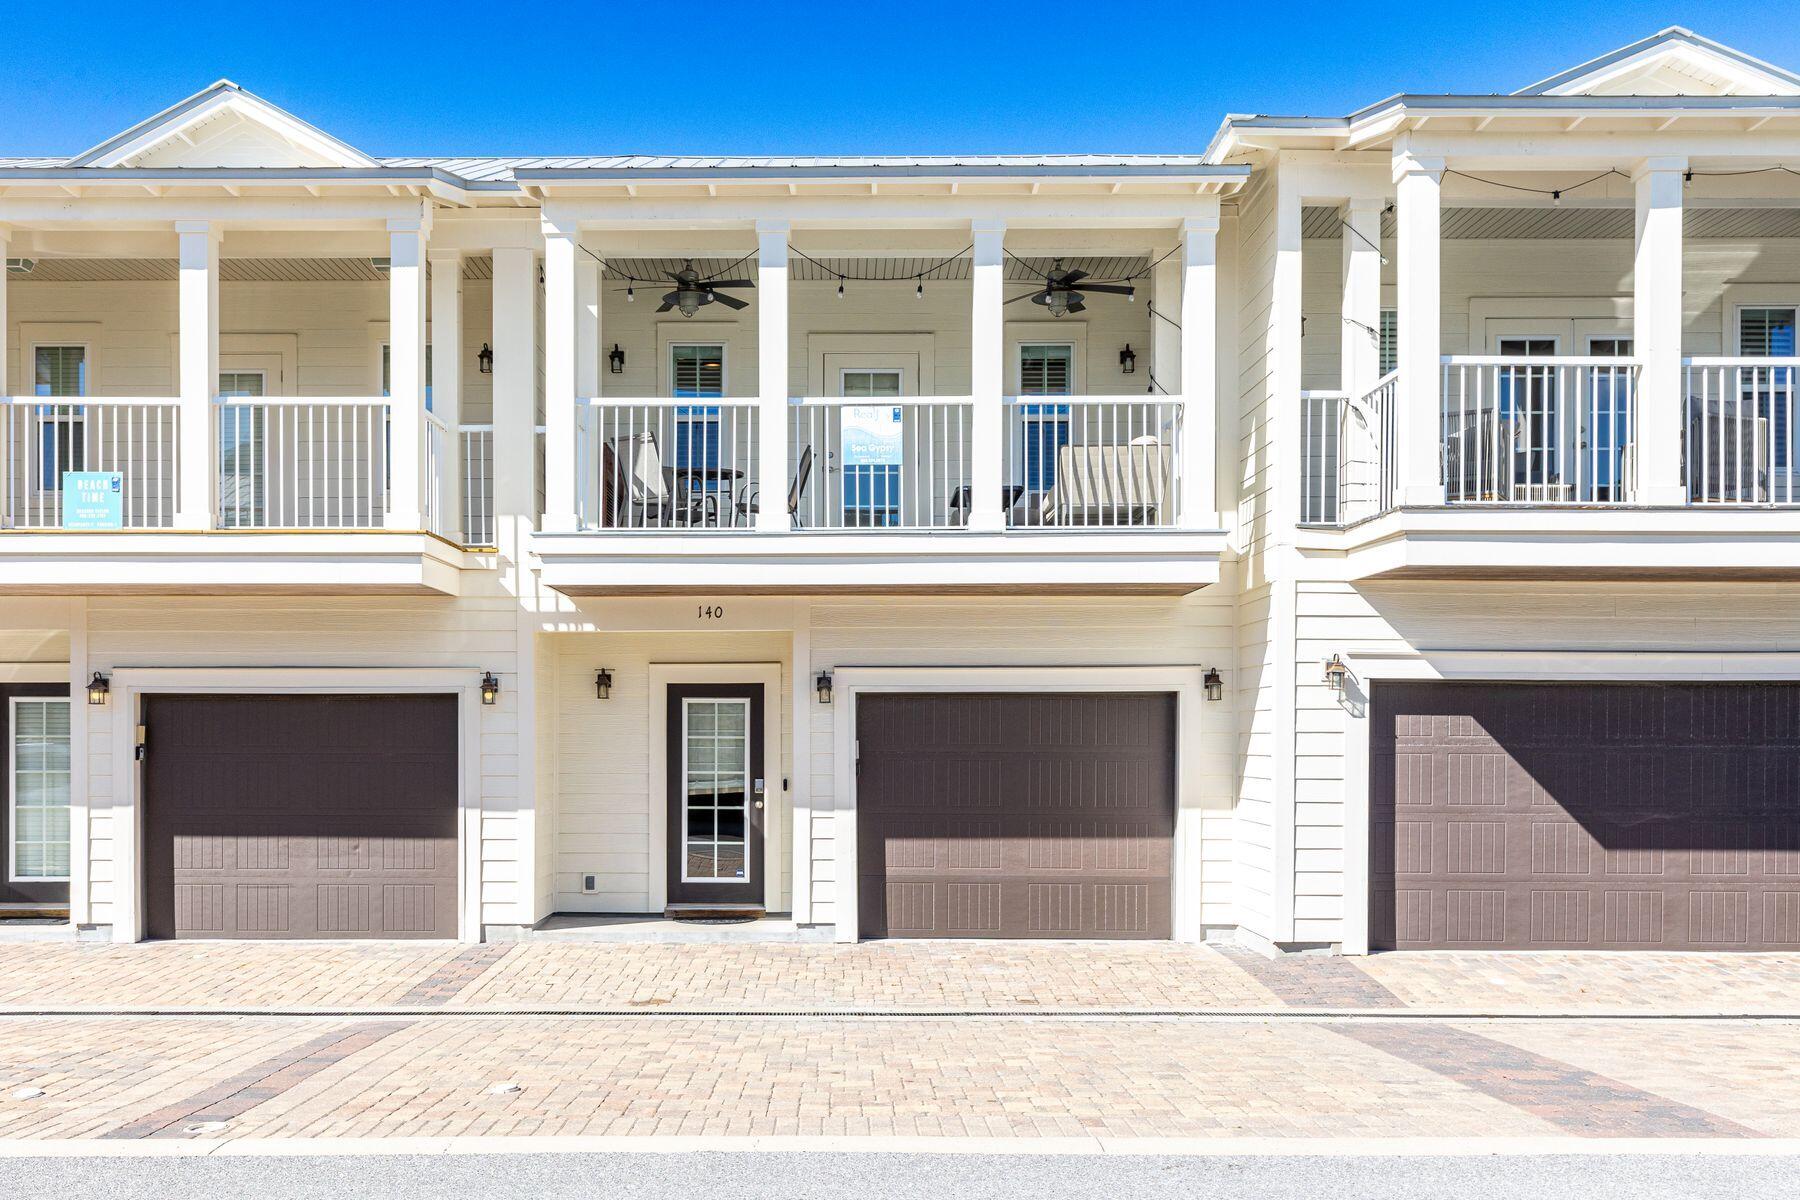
[
  {"x1": 915, "y1": 279, "x2": 924, "y2": 300},
  {"x1": 836, "y1": 279, "x2": 845, "y2": 299},
  {"x1": 1126, "y1": 284, "x2": 1136, "y2": 302},
  {"x1": 1552, "y1": 190, "x2": 1562, "y2": 206},
  {"x1": 626, "y1": 283, "x2": 635, "y2": 302}
]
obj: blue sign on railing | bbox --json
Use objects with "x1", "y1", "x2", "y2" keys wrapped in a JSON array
[
  {"x1": 841, "y1": 406, "x2": 903, "y2": 466},
  {"x1": 62, "y1": 471, "x2": 124, "y2": 529}
]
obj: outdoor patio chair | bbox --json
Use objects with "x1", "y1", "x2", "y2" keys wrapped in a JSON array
[
  {"x1": 1038, "y1": 435, "x2": 1171, "y2": 526},
  {"x1": 736, "y1": 445, "x2": 814, "y2": 527}
]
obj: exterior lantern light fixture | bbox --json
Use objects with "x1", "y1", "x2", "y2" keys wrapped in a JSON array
[
  {"x1": 1119, "y1": 344, "x2": 1137, "y2": 374},
  {"x1": 1203, "y1": 668, "x2": 1223, "y2": 702},
  {"x1": 595, "y1": 668, "x2": 613, "y2": 700},
  {"x1": 815, "y1": 671, "x2": 834, "y2": 705},
  {"x1": 480, "y1": 672, "x2": 501, "y2": 706},
  {"x1": 86, "y1": 672, "x2": 110, "y2": 706},
  {"x1": 477, "y1": 343, "x2": 494, "y2": 374},
  {"x1": 608, "y1": 344, "x2": 626, "y2": 374},
  {"x1": 1323, "y1": 654, "x2": 1349, "y2": 693}
]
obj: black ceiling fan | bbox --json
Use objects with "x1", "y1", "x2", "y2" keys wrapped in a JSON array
[
  {"x1": 658, "y1": 260, "x2": 753, "y2": 317},
  {"x1": 1005, "y1": 259, "x2": 1134, "y2": 317}
]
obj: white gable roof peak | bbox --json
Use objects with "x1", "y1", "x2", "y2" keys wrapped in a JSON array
[
  {"x1": 68, "y1": 80, "x2": 379, "y2": 169},
  {"x1": 1516, "y1": 27, "x2": 1800, "y2": 97}
]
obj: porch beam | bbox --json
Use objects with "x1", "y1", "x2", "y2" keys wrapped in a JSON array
[
  {"x1": 1633, "y1": 156, "x2": 1689, "y2": 504},
  {"x1": 1180, "y1": 211, "x2": 1219, "y2": 528},
  {"x1": 756, "y1": 220, "x2": 792, "y2": 533},
  {"x1": 541, "y1": 218, "x2": 579, "y2": 533},
  {"x1": 429, "y1": 248, "x2": 464, "y2": 542},
  {"x1": 386, "y1": 215, "x2": 430, "y2": 531},
  {"x1": 175, "y1": 220, "x2": 219, "y2": 529},
  {"x1": 1393, "y1": 148, "x2": 1446, "y2": 506},
  {"x1": 968, "y1": 219, "x2": 1007, "y2": 532}
]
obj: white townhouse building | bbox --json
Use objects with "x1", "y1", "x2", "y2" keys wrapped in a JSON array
[{"x1": 2, "y1": 26, "x2": 1798, "y2": 954}]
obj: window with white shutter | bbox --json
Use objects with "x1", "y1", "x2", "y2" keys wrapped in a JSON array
[
  {"x1": 671, "y1": 345, "x2": 725, "y2": 471},
  {"x1": 1018, "y1": 345, "x2": 1072, "y2": 491}
]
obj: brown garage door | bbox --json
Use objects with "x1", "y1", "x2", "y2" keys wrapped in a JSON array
[
  {"x1": 1373, "y1": 681, "x2": 1800, "y2": 951},
  {"x1": 144, "y1": 694, "x2": 458, "y2": 940},
  {"x1": 856, "y1": 692, "x2": 1175, "y2": 939}
]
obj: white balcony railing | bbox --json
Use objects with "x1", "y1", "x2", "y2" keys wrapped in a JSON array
[
  {"x1": 1683, "y1": 358, "x2": 1800, "y2": 504},
  {"x1": 1440, "y1": 357, "x2": 1640, "y2": 504},
  {"x1": 1002, "y1": 397, "x2": 1184, "y2": 528},
  {"x1": 216, "y1": 398, "x2": 390, "y2": 529},
  {"x1": 1, "y1": 397, "x2": 181, "y2": 529},
  {"x1": 457, "y1": 424, "x2": 496, "y2": 546},
  {"x1": 788, "y1": 398, "x2": 974, "y2": 529},
  {"x1": 576, "y1": 399, "x2": 761, "y2": 529}
]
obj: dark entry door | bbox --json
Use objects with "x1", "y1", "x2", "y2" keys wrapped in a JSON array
[
  {"x1": 856, "y1": 692, "x2": 1177, "y2": 939},
  {"x1": 665, "y1": 684, "x2": 766, "y2": 907},
  {"x1": 1372, "y1": 681, "x2": 1800, "y2": 951},
  {"x1": 143, "y1": 694, "x2": 459, "y2": 940}
]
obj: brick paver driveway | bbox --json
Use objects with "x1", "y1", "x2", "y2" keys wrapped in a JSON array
[{"x1": 0, "y1": 941, "x2": 1795, "y2": 1145}]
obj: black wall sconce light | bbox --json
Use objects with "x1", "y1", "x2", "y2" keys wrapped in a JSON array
[
  {"x1": 608, "y1": 344, "x2": 626, "y2": 374},
  {"x1": 86, "y1": 672, "x2": 110, "y2": 706},
  {"x1": 477, "y1": 343, "x2": 494, "y2": 374},
  {"x1": 480, "y1": 672, "x2": 501, "y2": 705},
  {"x1": 815, "y1": 671, "x2": 834, "y2": 705},
  {"x1": 1203, "y1": 668, "x2": 1223, "y2": 702},
  {"x1": 595, "y1": 668, "x2": 613, "y2": 700},
  {"x1": 1119, "y1": 344, "x2": 1137, "y2": 375}
]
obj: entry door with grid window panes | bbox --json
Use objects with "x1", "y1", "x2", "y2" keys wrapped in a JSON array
[
  {"x1": 1587, "y1": 337, "x2": 1634, "y2": 500},
  {"x1": 32, "y1": 347, "x2": 87, "y2": 492},
  {"x1": 841, "y1": 369, "x2": 902, "y2": 526},
  {"x1": 218, "y1": 371, "x2": 267, "y2": 527},
  {"x1": 683, "y1": 699, "x2": 750, "y2": 883},
  {"x1": 1018, "y1": 344, "x2": 1073, "y2": 494},
  {"x1": 10, "y1": 699, "x2": 70, "y2": 884},
  {"x1": 1738, "y1": 308, "x2": 1796, "y2": 500},
  {"x1": 1496, "y1": 337, "x2": 1559, "y2": 494}
]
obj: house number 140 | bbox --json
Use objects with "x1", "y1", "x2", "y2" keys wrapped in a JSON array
[{"x1": 697, "y1": 605, "x2": 725, "y2": 620}]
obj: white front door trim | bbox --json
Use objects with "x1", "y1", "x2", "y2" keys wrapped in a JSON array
[
  {"x1": 105, "y1": 666, "x2": 485, "y2": 944},
  {"x1": 829, "y1": 664, "x2": 1208, "y2": 944},
  {"x1": 647, "y1": 662, "x2": 783, "y2": 915},
  {"x1": 1338, "y1": 647, "x2": 1800, "y2": 957}
]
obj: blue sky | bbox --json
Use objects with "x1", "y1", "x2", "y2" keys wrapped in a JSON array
[{"x1": 2, "y1": 1, "x2": 1795, "y2": 156}]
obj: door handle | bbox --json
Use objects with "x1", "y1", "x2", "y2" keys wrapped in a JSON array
[{"x1": 754, "y1": 799, "x2": 765, "y2": 810}]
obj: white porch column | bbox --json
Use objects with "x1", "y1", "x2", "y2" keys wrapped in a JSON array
[
  {"x1": 969, "y1": 219, "x2": 1007, "y2": 531},
  {"x1": 175, "y1": 220, "x2": 219, "y2": 529},
  {"x1": 429, "y1": 249, "x2": 464, "y2": 541},
  {"x1": 1341, "y1": 196, "x2": 1384, "y2": 398},
  {"x1": 755, "y1": 220, "x2": 792, "y2": 532},
  {"x1": 386, "y1": 216, "x2": 429, "y2": 531},
  {"x1": 1634, "y1": 156, "x2": 1688, "y2": 504},
  {"x1": 541, "y1": 218, "x2": 579, "y2": 532},
  {"x1": 1179, "y1": 212, "x2": 1219, "y2": 528},
  {"x1": 491, "y1": 246, "x2": 538, "y2": 527},
  {"x1": 1151, "y1": 248, "x2": 1181, "y2": 394},
  {"x1": 1393, "y1": 149, "x2": 1445, "y2": 506},
  {"x1": 575, "y1": 253, "x2": 602, "y2": 528}
]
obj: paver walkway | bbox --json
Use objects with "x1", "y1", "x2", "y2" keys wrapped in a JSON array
[
  {"x1": 0, "y1": 941, "x2": 1795, "y2": 1146},
  {"x1": 1, "y1": 941, "x2": 1797, "y2": 1014}
]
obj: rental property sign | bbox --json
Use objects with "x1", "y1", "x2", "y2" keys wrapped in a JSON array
[
  {"x1": 840, "y1": 406, "x2": 903, "y2": 466},
  {"x1": 62, "y1": 471, "x2": 124, "y2": 529}
]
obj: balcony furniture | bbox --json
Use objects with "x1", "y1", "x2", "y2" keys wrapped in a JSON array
[
  {"x1": 607, "y1": 431, "x2": 703, "y2": 527},
  {"x1": 1687, "y1": 401, "x2": 1769, "y2": 503},
  {"x1": 1038, "y1": 436, "x2": 1172, "y2": 526},
  {"x1": 948, "y1": 483, "x2": 1026, "y2": 526},
  {"x1": 673, "y1": 465, "x2": 745, "y2": 526},
  {"x1": 735, "y1": 445, "x2": 813, "y2": 528}
]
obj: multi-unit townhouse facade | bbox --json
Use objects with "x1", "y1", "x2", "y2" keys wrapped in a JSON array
[{"x1": 3, "y1": 26, "x2": 1798, "y2": 953}]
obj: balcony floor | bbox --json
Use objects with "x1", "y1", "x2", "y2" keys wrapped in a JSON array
[
  {"x1": 0, "y1": 530, "x2": 468, "y2": 595},
  {"x1": 1300, "y1": 505, "x2": 1800, "y2": 581},
  {"x1": 532, "y1": 528, "x2": 1225, "y2": 596}
]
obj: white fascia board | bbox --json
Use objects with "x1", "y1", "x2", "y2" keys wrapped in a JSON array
[
  {"x1": 1516, "y1": 27, "x2": 1800, "y2": 97},
  {"x1": 0, "y1": 533, "x2": 465, "y2": 594},
  {"x1": 532, "y1": 530, "x2": 1225, "y2": 594}
]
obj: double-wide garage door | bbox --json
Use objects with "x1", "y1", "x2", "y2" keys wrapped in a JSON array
[
  {"x1": 144, "y1": 694, "x2": 458, "y2": 940},
  {"x1": 1373, "y1": 682, "x2": 1800, "y2": 951},
  {"x1": 856, "y1": 692, "x2": 1176, "y2": 939}
]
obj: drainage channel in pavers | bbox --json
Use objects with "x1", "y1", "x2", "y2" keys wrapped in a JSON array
[{"x1": 0, "y1": 1007, "x2": 1796, "y2": 1021}]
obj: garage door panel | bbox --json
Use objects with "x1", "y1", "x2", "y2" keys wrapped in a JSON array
[
  {"x1": 858, "y1": 693, "x2": 1175, "y2": 940},
  {"x1": 1374, "y1": 681, "x2": 1800, "y2": 952},
  {"x1": 145, "y1": 695, "x2": 458, "y2": 940}
]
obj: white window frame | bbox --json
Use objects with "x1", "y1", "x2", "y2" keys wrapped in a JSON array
[
  {"x1": 837, "y1": 367, "x2": 905, "y2": 397},
  {"x1": 678, "y1": 696, "x2": 754, "y2": 885},
  {"x1": 1734, "y1": 303, "x2": 1799, "y2": 358},
  {"x1": 669, "y1": 342, "x2": 729, "y2": 399},
  {"x1": 28, "y1": 342, "x2": 92, "y2": 495},
  {"x1": 9, "y1": 696, "x2": 71, "y2": 884}
]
